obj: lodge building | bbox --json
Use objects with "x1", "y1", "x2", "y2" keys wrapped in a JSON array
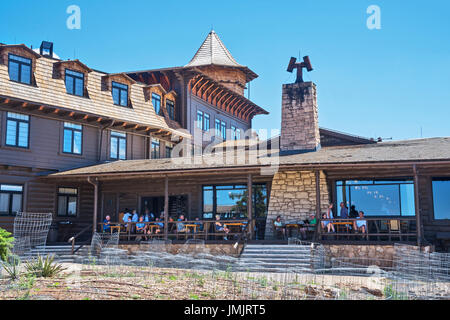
[{"x1": 0, "y1": 32, "x2": 449, "y2": 251}]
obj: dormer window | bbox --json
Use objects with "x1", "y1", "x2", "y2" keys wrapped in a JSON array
[
  {"x1": 112, "y1": 81, "x2": 128, "y2": 107},
  {"x1": 8, "y1": 54, "x2": 32, "y2": 85},
  {"x1": 152, "y1": 93, "x2": 161, "y2": 114},
  {"x1": 166, "y1": 99, "x2": 175, "y2": 120},
  {"x1": 65, "y1": 69, "x2": 84, "y2": 96}
]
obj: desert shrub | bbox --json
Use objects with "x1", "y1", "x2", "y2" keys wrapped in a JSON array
[
  {"x1": 0, "y1": 228, "x2": 14, "y2": 262},
  {"x1": 2, "y1": 255, "x2": 21, "y2": 280},
  {"x1": 25, "y1": 255, "x2": 67, "y2": 278}
]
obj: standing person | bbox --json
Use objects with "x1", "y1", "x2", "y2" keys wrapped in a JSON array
[
  {"x1": 122, "y1": 209, "x2": 131, "y2": 225},
  {"x1": 349, "y1": 205, "x2": 358, "y2": 218},
  {"x1": 340, "y1": 202, "x2": 349, "y2": 218},
  {"x1": 130, "y1": 209, "x2": 139, "y2": 233},
  {"x1": 143, "y1": 208, "x2": 154, "y2": 222}
]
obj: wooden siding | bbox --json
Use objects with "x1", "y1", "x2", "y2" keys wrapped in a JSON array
[{"x1": 0, "y1": 52, "x2": 183, "y2": 134}]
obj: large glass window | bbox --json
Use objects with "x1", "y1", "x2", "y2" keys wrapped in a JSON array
[
  {"x1": 63, "y1": 122, "x2": 82, "y2": 154},
  {"x1": 215, "y1": 119, "x2": 221, "y2": 137},
  {"x1": 336, "y1": 180, "x2": 415, "y2": 216},
  {"x1": 6, "y1": 112, "x2": 29, "y2": 148},
  {"x1": 151, "y1": 138, "x2": 160, "y2": 159},
  {"x1": 165, "y1": 143, "x2": 173, "y2": 159},
  {"x1": 0, "y1": 184, "x2": 23, "y2": 216},
  {"x1": 8, "y1": 54, "x2": 32, "y2": 84},
  {"x1": 432, "y1": 178, "x2": 450, "y2": 220},
  {"x1": 65, "y1": 69, "x2": 84, "y2": 96},
  {"x1": 202, "y1": 184, "x2": 268, "y2": 220},
  {"x1": 57, "y1": 187, "x2": 78, "y2": 217},
  {"x1": 231, "y1": 126, "x2": 237, "y2": 140},
  {"x1": 166, "y1": 99, "x2": 175, "y2": 120},
  {"x1": 112, "y1": 81, "x2": 128, "y2": 107},
  {"x1": 152, "y1": 93, "x2": 161, "y2": 114},
  {"x1": 110, "y1": 131, "x2": 126, "y2": 160},
  {"x1": 197, "y1": 111, "x2": 203, "y2": 130}
]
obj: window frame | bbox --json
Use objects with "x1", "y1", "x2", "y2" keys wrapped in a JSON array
[
  {"x1": 5, "y1": 112, "x2": 30, "y2": 149},
  {"x1": 57, "y1": 187, "x2": 78, "y2": 217},
  {"x1": 197, "y1": 111, "x2": 203, "y2": 130},
  {"x1": 204, "y1": 113, "x2": 210, "y2": 132},
  {"x1": 166, "y1": 99, "x2": 175, "y2": 120},
  {"x1": 221, "y1": 121, "x2": 227, "y2": 140},
  {"x1": 152, "y1": 93, "x2": 161, "y2": 115},
  {"x1": 110, "y1": 130, "x2": 127, "y2": 160},
  {"x1": 215, "y1": 119, "x2": 221, "y2": 137},
  {"x1": 8, "y1": 53, "x2": 32, "y2": 85},
  {"x1": 62, "y1": 122, "x2": 83, "y2": 155},
  {"x1": 151, "y1": 138, "x2": 160, "y2": 159},
  {"x1": 111, "y1": 81, "x2": 129, "y2": 107},
  {"x1": 65, "y1": 68, "x2": 85, "y2": 97},
  {"x1": 431, "y1": 177, "x2": 450, "y2": 221},
  {"x1": 0, "y1": 184, "x2": 23, "y2": 216}
]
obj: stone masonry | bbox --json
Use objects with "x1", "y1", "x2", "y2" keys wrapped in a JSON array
[
  {"x1": 266, "y1": 170, "x2": 330, "y2": 238},
  {"x1": 280, "y1": 81, "x2": 320, "y2": 152}
]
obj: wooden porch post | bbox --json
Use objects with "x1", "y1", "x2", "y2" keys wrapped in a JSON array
[
  {"x1": 247, "y1": 173, "x2": 253, "y2": 240},
  {"x1": 164, "y1": 175, "x2": 169, "y2": 241},
  {"x1": 314, "y1": 170, "x2": 321, "y2": 241},
  {"x1": 87, "y1": 177, "x2": 99, "y2": 234},
  {"x1": 413, "y1": 165, "x2": 422, "y2": 246}
]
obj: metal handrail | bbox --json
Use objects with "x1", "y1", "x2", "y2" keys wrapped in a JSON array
[{"x1": 68, "y1": 223, "x2": 93, "y2": 255}]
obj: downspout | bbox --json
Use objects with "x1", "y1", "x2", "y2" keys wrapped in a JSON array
[
  {"x1": 98, "y1": 120, "x2": 115, "y2": 162},
  {"x1": 87, "y1": 176, "x2": 99, "y2": 234}
]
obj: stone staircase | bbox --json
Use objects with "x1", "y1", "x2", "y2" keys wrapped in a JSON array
[
  {"x1": 27, "y1": 245, "x2": 89, "y2": 263},
  {"x1": 237, "y1": 244, "x2": 322, "y2": 273}
]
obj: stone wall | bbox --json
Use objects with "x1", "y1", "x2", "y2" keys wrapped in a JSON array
[
  {"x1": 118, "y1": 243, "x2": 243, "y2": 257},
  {"x1": 266, "y1": 170, "x2": 330, "y2": 238},
  {"x1": 280, "y1": 82, "x2": 320, "y2": 152}
]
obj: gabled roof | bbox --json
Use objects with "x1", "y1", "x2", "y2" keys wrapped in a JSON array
[{"x1": 185, "y1": 30, "x2": 258, "y2": 82}]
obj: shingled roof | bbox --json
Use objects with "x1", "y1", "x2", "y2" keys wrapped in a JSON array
[
  {"x1": 185, "y1": 30, "x2": 258, "y2": 82},
  {"x1": 46, "y1": 137, "x2": 450, "y2": 178}
]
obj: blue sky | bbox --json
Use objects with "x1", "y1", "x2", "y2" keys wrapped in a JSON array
[{"x1": 1, "y1": 0, "x2": 449, "y2": 140}]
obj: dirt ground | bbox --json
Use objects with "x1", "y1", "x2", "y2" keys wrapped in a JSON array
[{"x1": 0, "y1": 263, "x2": 392, "y2": 300}]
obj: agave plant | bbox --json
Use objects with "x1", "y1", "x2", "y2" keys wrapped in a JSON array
[
  {"x1": 1, "y1": 255, "x2": 21, "y2": 280},
  {"x1": 25, "y1": 254, "x2": 67, "y2": 278}
]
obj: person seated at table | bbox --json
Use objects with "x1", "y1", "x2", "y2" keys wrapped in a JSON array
[
  {"x1": 215, "y1": 214, "x2": 230, "y2": 240},
  {"x1": 136, "y1": 216, "x2": 147, "y2": 240},
  {"x1": 349, "y1": 205, "x2": 359, "y2": 218},
  {"x1": 353, "y1": 211, "x2": 367, "y2": 233},
  {"x1": 273, "y1": 215, "x2": 285, "y2": 238},
  {"x1": 103, "y1": 215, "x2": 111, "y2": 233},
  {"x1": 321, "y1": 213, "x2": 335, "y2": 233},
  {"x1": 154, "y1": 217, "x2": 164, "y2": 234},
  {"x1": 194, "y1": 217, "x2": 203, "y2": 232},
  {"x1": 177, "y1": 215, "x2": 187, "y2": 233}
]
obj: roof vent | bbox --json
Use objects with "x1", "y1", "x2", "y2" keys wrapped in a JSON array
[{"x1": 40, "y1": 41, "x2": 54, "y2": 57}]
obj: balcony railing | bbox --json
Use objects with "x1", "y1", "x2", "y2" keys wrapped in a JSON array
[{"x1": 97, "y1": 219, "x2": 250, "y2": 242}]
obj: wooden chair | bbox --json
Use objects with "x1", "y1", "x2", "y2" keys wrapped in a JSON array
[{"x1": 388, "y1": 219, "x2": 402, "y2": 241}]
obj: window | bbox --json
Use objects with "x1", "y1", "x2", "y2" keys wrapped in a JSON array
[
  {"x1": 63, "y1": 122, "x2": 82, "y2": 155},
  {"x1": 166, "y1": 99, "x2": 175, "y2": 120},
  {"x1": 231, "y1": 126, "x2": 237, "y2": 140},
  {"x1": 202, "y1": 184, "x2": 268, "y2": 220},
  {"x1": 112, "y1": 81, "x2": 128, "y2": 107},
  {"x1": 204, "y1": 113, "x2": 210, "y2": 132},
  {"x1": 65, "y1": 69, "x2": 84, "y2": 96},
  {"x1": 57, "y1": 187, "x2": 78, "y2": 217},
  {"x1": 432, "y1": 178, "x2": 450, "y2": 220},
  {"x1": 0, "y1": 184, "x2": 23, "y2": 216},
  {"x1": 221, "y1": 121, "x2": 227, "y2": 140},
  {"x1": 151, "y1": 138, "x2": 160, "y2": 159},
  {"x1": 236, "y1": 128, "x2": 241, "y2": 140},
  {"x1": 197, "y1": 111, "x2": 203, "y2": 129},
  {"x1": 152, "y1": 93, "x2": 161, "y2": 114},
  {"x1": 336, "y1": 180, "x2": 415, "y2": 216},
  {"x1": 165, "y1": 144, "x2": 173, "y2": 158},
  {"x1": 6, "y1": 112, "x2": 29, "y2": 148},
  {"x1": 215, "y1": 119, "x2": 221, "y2": 137},
  {"x1": 110, "y1": 131, "x2": 127, "y2": 160},
  {"x1": 8, "y1": 54, "x2": 32, "y2": 84}
]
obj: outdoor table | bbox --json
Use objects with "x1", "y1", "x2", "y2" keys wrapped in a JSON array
[
  {"x1": 184, "y1": 224, "x2": 198, "y2": 239},
  {"x1": 147, "y1": 224, "x2": 160, "y2": 234},
  {"x1": 110, "y1": 225, "x2": 121, "y2": 234},
  {"x1": 225, "y1": 222, "x2": 246, "y2": 237}
]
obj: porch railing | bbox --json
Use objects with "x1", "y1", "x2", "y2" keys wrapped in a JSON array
[
  {"x1": 97, "y1": 219, "x2": 250, "y2": 242},
  {"x1": 316, "y1": 217, "x2": 417, "y2": 242}
]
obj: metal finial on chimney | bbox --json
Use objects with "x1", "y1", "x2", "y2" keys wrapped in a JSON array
[{"x1": 287, "y1": 56, "x2": 313, "y2": 83}]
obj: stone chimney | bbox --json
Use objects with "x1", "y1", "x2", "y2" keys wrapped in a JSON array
[{"x1": 280, "y1": 81, "x2": 321, "y2": 153}]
